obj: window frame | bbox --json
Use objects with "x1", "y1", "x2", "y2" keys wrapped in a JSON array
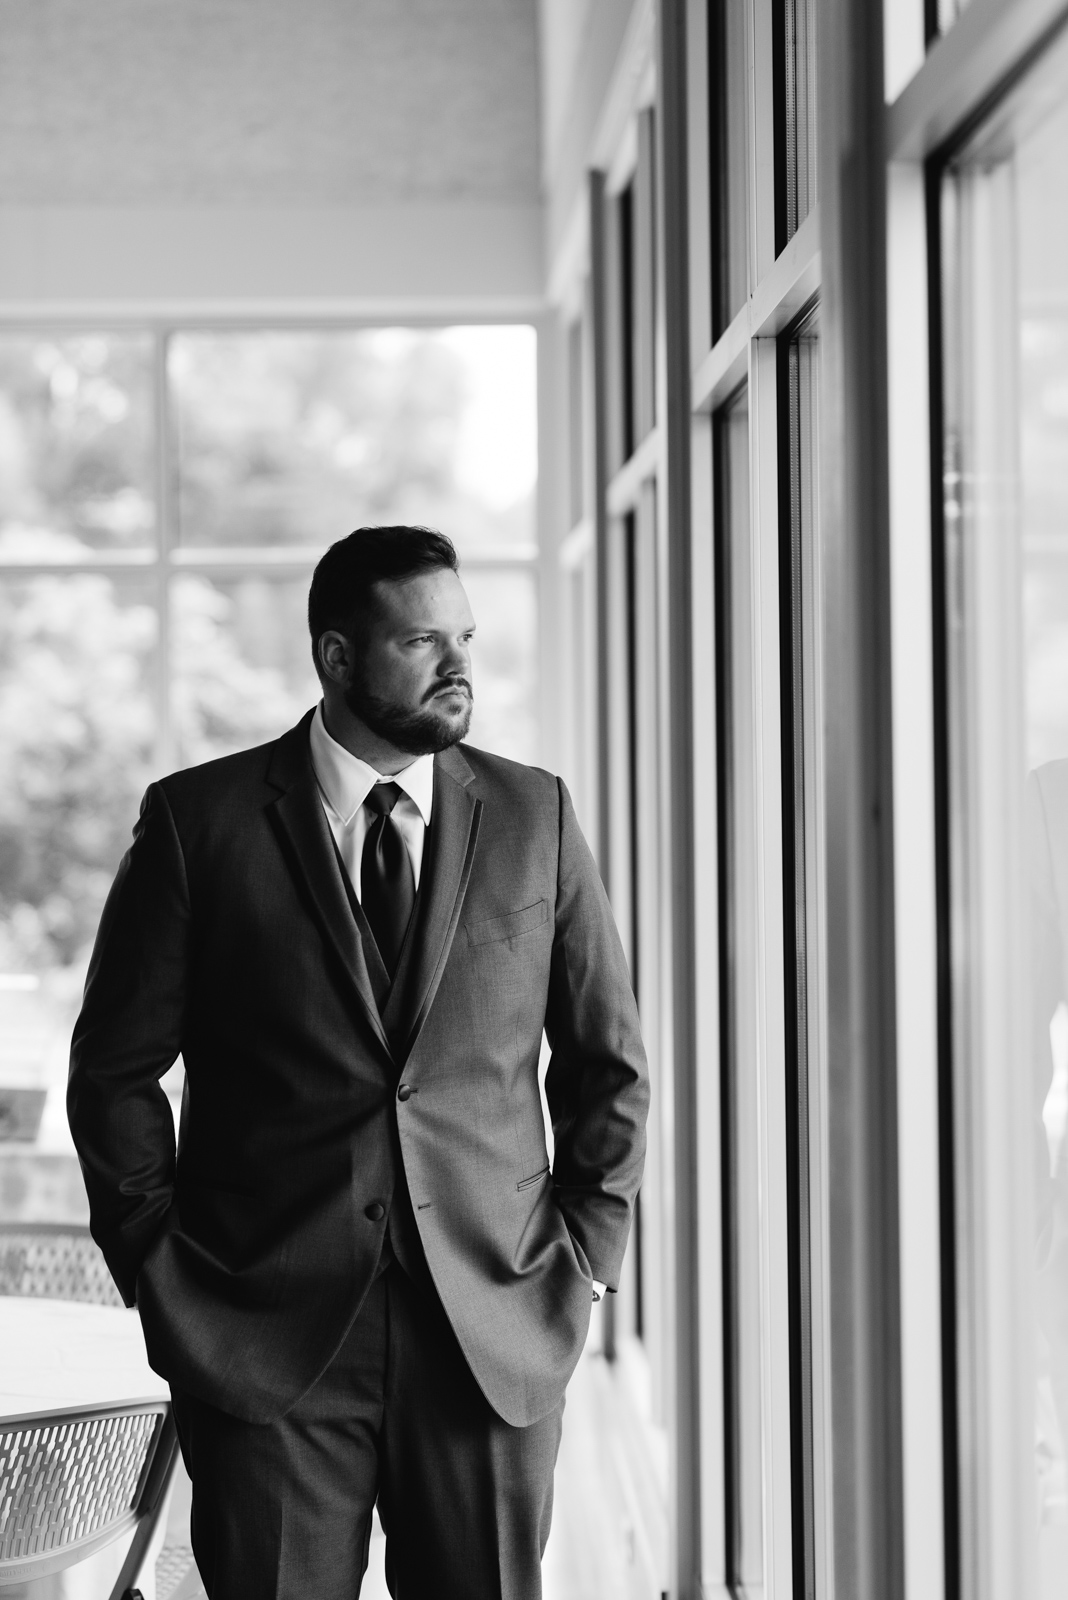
[
  {"x1": 0, "y1": 317, "x2": 542, "y2": 776},
  {"x1": 888, "y1": 3, "x2": 1068, "y2": 1597}
]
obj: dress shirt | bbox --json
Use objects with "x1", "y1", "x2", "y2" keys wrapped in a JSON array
[
  {"x1": 308, "y1": 702, "x2": 434, "y2": 901},
  {"x1": 307, "y1": 705, "x2": 607, "y2": 1303}
]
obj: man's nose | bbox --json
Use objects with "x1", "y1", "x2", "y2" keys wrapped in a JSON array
[{"x1": 440, "y1": 638, "x2": 471, "y2": 675}]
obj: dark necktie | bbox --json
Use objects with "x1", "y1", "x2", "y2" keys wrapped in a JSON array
[{"x1": 361, "y1": 782, "x2": 416, "y2": 977}]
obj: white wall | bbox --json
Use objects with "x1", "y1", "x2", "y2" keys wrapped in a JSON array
[{"x1": 0, "y1": 0, "x2": 544, "y2": 310}]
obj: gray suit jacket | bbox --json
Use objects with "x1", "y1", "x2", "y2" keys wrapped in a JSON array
[{"x1": 68, "y1": 711, "x2": 648, "y2": 1426}]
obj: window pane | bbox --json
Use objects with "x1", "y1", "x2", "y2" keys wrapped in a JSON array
[
  {"x1": 170, "y1": 566, "x2": 538, "y2": 769},
  {"x1": 171, "y1": 327, "x2": 537, "y2": 557},
  {"x1": 568, "y1": 316, "x2": 585, "y2": 529},
  {"x1": 462, "y1": 568, "x2": 538, "y2": 765},
  {"x1": 710, "y1": 0, "x2": 750, "y2": 337},
  {"x1": 940, "y1": 30, "x2": 1068, "y2": 1593},
  {"x1": 0, "y1": 574, "x2": 157, "y2": 1223},
  {"x1": 936, "y1": 0, "x2": 972, "y2": 37},
  {"x1": 0, "y1": 334, "x2": 155, "y2": 558},
  {"x1": 713, "y1": 387, "x2": 764, "y2": 1589},
  {"x1": 778, "y1": 0, "x2": 818, "y2": 246},
  {"x1": 171, "y1": 572, "x2": 321, "y2": 767},
  {"x1": 782, "y1": 315, "x2": 820, "y2": 1599}
]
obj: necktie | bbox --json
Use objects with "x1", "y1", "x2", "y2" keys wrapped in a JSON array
[{"x1": 361, "y1": 782, "x2": 416, "y2": 977}]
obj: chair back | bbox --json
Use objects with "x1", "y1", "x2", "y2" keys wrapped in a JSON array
[
  {"x1": 0, "y1": 1401, "x2": 172, "y2": 1589},
  {"x1": 0, "y1": 1223, "x2": 178, "y2": 1596},
  {"x1": 0, "y1": 1223, "x2": 123, "y2": 1307}
]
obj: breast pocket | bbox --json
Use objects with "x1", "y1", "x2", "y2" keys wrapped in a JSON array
[{"x1": 465, "y1": 898, "x2": 550, "y2": 949}]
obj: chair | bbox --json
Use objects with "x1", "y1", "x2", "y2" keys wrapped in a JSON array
[
  {"x1": 0, "y1": 1225, "x2": 181, "y2": 1599},
  {"x1": 0, "y1": 1224, "x2": 123, "y2": 1308}
]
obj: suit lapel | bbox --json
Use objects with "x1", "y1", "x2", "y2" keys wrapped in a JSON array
[
  {"x1": 265, "y1": 714, "x2": 393, "y2": 1061},
  {"x1": 384, "y1": 745, "x2": 482, "y2": 1063}
]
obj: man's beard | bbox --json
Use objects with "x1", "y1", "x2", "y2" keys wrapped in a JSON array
[{"x1": 344, "y1": 676, "x2": 473, "y2": 755}]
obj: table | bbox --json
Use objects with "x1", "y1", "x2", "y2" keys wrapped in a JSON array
[{"x1": 0, "y1": 1299, "x2": 167, "y2": 1422}]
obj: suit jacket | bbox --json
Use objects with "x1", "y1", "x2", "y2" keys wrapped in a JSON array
[{"x1": 67, "y1": 711, "x2": 648, "y2": 1427}]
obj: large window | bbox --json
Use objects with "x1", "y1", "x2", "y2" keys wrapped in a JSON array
[
  {"x1": 936, "y1": 27, "x2": 1068, "y2": 1595},
  {"x1": 0, "y1": 323, "x2": 538, "y2": 1222}
]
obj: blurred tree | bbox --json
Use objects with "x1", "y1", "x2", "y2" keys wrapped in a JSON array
[
  {"x1": 0, "y1": 335, "x2": 155, "y2": 552},
  {"x1": 173, "y1": 330, "x2": 533, "y2": 552},
  {"x1": 0, "y1": 327, "x2": 538, "y2": 981},
  {"x1": 0, "y1": 565, "x2": 306, "y2": 976},
  {"x1": 0, "y1": 569, "x2": 155, "y2": 972}
]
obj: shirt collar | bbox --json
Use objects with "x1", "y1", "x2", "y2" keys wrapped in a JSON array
[{"x1": 308, "y1": 702, "x2": 435, "y2": 826}]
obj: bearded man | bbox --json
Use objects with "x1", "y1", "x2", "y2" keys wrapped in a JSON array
[{"x1": 68, "y1": 524, "x2": 648, "y2": 1600}]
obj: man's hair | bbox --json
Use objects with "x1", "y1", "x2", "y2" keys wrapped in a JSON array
[{"x1": 308, "y1": 525, "x2": 459, "y2": 676}]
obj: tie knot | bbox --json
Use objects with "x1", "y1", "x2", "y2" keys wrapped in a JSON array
[{"x1": 364, "y1": 781, "x2": 403, "y2": 819}]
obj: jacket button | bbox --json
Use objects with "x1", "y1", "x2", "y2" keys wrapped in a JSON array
[
  {"x1": 365, "y1": 1202, "x2": 385, "y2": 1222},
  {"x1": 397, "y1": 1084, "x2": 412, "y2": 1102}
]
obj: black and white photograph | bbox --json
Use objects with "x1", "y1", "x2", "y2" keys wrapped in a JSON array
[{"x1": 0, "y1": 3, "x2": 1066, "y2": 1598}]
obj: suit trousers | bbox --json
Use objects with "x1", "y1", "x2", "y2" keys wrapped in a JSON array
[{"x1": 169, "y1": 1262, "x2": 564, "y2": 1600}]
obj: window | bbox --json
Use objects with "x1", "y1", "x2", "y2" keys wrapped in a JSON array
[
  {"x1": 931, "y1": 0, "x2": 972, "y2": 42},
  {"x1": 0, "y1": 323, "x2": 538, "y2": 1223},
  {"x1": 780, "y1": 308, "x2": 820, "y2": 1599},
  {"x1": 608, "y1": 111, "x2": 657, "y2": 475},
  {"x1": 709, "y1": 0, "x2": 751, "y2": 337},
  {"x1": 774, "y1": 0, "x2": 817, "y2": 248},
  {"x1": 936, "y1": 25, "x2": 1068, "y2": 1593},
  {"x1": 714, "y1": 386, "x2": 766, "y2": 1595}
]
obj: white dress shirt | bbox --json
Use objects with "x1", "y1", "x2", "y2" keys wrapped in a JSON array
[
  {"x1": 306, "y1": 705, "x2": 607, "y2": 1302},
  {"x1": 308, "y1": 702, "x2": 434, "y2": 900}
]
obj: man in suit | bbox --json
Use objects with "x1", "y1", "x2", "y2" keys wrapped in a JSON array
[{"x1": 68, "y1": 525, "x2": 649, "y2": 1600}]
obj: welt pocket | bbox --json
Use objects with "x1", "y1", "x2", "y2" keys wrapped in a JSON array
[
  {"x1": 517, "y1": 1165, "x2": 550, "y2": 1192},
  {"x1": 466, "y1": 898, "x2": 550, "y2": 948}
]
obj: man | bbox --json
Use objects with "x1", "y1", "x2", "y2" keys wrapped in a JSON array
[{"x1": 68, "y1": 525, "x2": 648, "y2": 1599}]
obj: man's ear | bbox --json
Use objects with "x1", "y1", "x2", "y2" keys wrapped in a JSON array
[{"x1": 317, "y1": 630, "x2": 353, "y2": 686}]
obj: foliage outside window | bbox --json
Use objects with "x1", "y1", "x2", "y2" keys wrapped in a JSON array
[{"x1": 0, "y1": 326, "x2": 538, "y2": 1212}]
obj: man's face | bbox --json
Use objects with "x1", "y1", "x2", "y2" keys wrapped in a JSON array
[{"x1": 343, "y1": 568, "x2": 475, "y2": 754}]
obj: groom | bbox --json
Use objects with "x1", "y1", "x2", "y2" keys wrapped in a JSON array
[{"x1": 68, "y1": 524, "x2": 648, "y2": 1599}]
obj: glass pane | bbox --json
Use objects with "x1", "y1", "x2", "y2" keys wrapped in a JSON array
[
  {"x1": 783, "y1": 316, "x2": 820, "y2": 1599},
  {"x1": 171, "y1": 571, "x2": 320, "y2": 767},
  {"x1": 171, "y1": 566, "x2": 538, "y2": 769},
  {"x1": 936, "y1": 0, "x2": 972, "y2": 36},
  {"x1": 612, "y1": 182, "x2": 637, "y2": 471},
  {"x1": 779, "y1": 0, "x2": 818, "y2": 245},
  {"x1": 568, "y1": 317, "x2": 585, "y2": 529},
  {"x1": 0, "y1": 574, "x2": 157, "y2": 1223},
  {"x1": 710, "y1": 0, "x2": 750, "y2": 337},
  {"x1": 171, "y1": 327, "x2": 537, "y2": 557},
  {"x1": 713, "y1": 387, "x2": 764, "y2": 1589},
  {"x1": 462, "y1": 568, "x2": 539, "y2": 765},
  {"x1": 941, "y1": 30, "x2": 1068, "y2": 1594},
  {"x1": 0, "y1": 333, "x2": 155, "y2": 558}
]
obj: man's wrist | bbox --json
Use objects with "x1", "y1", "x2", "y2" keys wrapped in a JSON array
[{"x1": 592, "y1": 1280, "x2": 607, "y2": 1302}]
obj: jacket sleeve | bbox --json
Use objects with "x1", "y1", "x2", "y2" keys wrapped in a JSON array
[
  {"x1": 67, "y1": 782, "x2": 190, "y2": 1306},
  {"x1": 544, "y1": 778, "x2": 649, "y2": 1288}
]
